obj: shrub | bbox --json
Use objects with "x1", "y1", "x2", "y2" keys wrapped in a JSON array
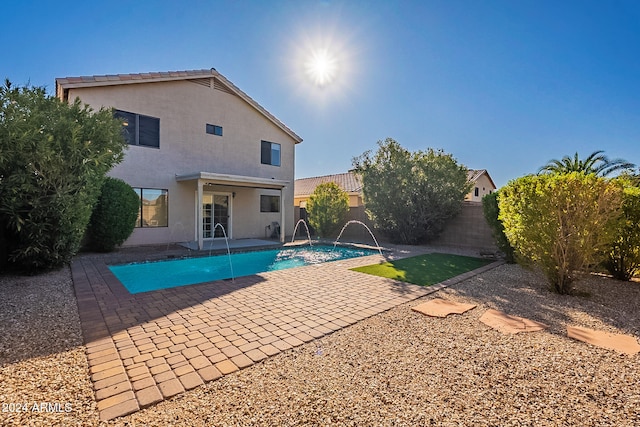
[
  {"x1": 604, "y1": 179, "x2": 640, "y2": 280},
  {"x1": 88, "y1": 177, "x2": 140, "y2": 252},
  {"x1": 481, "y1": 191, "x2": 515, "y2": 263},
  {"x1": 0, "y1": 81, "x2": 126, "y2": 271},
  {"x1": 499, "y1": 173, "x2": 623, "y2": 294},
  {"x1": 307, "y1": 182, "x2": 349, "y2": 238},
  {"x1": 353, "y1": 138, "x2": 471, "y2": 244}
]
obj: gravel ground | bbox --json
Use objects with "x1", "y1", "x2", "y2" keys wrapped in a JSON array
[
  {"x1": 0, "y1": 268, "x2": 99, "y2": 426},
  {"x1": 1, "y1": 252, "x2": 639, "y2": 426}
]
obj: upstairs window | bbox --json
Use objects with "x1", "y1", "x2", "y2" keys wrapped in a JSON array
[
  {"x1": 115, "y1": 110, "x2": 160, "y2": 148},
  {"x1": 206, "y1": 124, "x2": 223, "y2": 136},
  {"x1": 261, "y1": 140, "x2": 281, "y2": 166}
]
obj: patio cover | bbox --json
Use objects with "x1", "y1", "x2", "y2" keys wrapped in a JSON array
[{"x1": 176, "y1": 172, "x2": 290, "y2": 249}]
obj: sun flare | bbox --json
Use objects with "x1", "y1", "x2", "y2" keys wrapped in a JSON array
[{"x1": 304, "y1": 49, "x2": 338, "y2": 87}]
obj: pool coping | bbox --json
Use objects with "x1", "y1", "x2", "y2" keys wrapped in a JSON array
[{"x1": 71, "y1": 246, "x2": 504, "y2": 421}]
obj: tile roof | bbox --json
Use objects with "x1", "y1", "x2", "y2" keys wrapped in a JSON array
[
  {"x1": 55, "y1": 69, "x2": 217, "y2": 87},
  {"x1": 295, "y1": 169, "x2": 496, "y2": 197},
  {"x1": 294, "y1": 172, "x2": 363, "y2": 197},
  {"x1": 55, "y1": 68, "x2": 302, "y2": 143}
]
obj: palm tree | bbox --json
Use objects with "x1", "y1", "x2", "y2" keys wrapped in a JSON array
[{"x1": 538, "y1": 150, "x2": 635, "y2": 177}]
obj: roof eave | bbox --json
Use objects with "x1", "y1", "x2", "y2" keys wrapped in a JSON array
[
  {"x1": 56, "y1": 68, "x2": 303, "y2": 144},
  {"x1": 212, "y1": 72, "x2": 303, "y2": 144}
]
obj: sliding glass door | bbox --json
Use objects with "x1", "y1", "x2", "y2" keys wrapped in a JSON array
[{"x1": 202, "y1": 192, "x2": 231, "y2": 239}]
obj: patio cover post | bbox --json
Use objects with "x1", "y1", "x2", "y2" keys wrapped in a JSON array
[
  {"x1": 280, "y1": 187, "x2": 285, "y2": 243},
  {"x1": 197, "y1": 179, "x2": 203, "y2": 250}
]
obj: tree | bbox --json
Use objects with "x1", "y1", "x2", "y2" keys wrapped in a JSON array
[
  {"x1": 603, "y1": 176, "x2": 640, "y2": 280},
  {"x1": 630, "y1": 169, "x2": 640, "y2": 186},
  {"x1": 499, "y1": 173, "x2": 623, "y2": 294},
  {"x1": 481, "y1": 191, "x2": 515, "y2": 263},
  {"x1": 352, "y1": 138, "x2": 471, "y2": 244},
  {"x1": 88, "y1": 177, "x2": 140, "y2": 252},
  {"x1": 538, "y1": 150, "x2": 635, "y2": 177},
  {"x1": 0, "y1": 81, "x2": 126, "y2": 270},
  {"x1": 307, "y1": 182, "x2": 349, "y2": 238}
]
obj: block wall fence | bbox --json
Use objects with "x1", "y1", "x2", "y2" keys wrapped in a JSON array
[{"x1": 294, "y1": 201, "x2": 498, "y2": 251}]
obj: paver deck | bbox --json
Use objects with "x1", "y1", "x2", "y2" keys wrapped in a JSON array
[{"x1": 71, "y1": 247, "x2": 496, "y2": 421}]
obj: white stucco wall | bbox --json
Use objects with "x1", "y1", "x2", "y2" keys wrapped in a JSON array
[
  {"x1": 66, "y1": 79, "x2": 298, "y2": 245},
  {"x1": 465, "y1": 174, "x2": 496, "y2": 202}
]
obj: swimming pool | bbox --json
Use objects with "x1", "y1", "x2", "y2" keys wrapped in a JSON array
[{"x1": 109, "y1": 245, "x2": 379, "y2": 294}]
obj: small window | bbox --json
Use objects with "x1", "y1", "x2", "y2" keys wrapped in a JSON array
[
  {"x1": 261, "y1": 140, "x2": 281, "y2": 166},
  {"x1": 114, "y1": 110, "x2": 160, "y2": 148},
  {"x1": 134, "y1": 188, "x2": 168, "y2": 227},
  {"x1": 474, "y1": 187, "x2": 479, "y2": 197},
  {"x1": 206, "y1": 124, "x2": 223, "y2": 136},
  {"x1": 260, "y1": 195, "x2": 280, "y2": 212}
]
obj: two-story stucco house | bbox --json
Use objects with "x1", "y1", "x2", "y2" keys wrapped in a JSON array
[{"x1": 55, "y1": 69, "x2": 302, "y2": 249}]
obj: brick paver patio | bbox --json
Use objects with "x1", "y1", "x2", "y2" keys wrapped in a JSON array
[{"x1": 71, "y1": 248, "x2": 499, "y2": 421}]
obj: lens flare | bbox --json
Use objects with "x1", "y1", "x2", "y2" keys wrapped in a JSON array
[
  {"x1": 305, "y1": 48, "x2": 338, "y2": 87},
  {"x1": 285, "y1": 21, "x2": 363, "y2": 105}
]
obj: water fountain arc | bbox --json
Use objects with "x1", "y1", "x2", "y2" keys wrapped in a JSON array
[
  {"x1": 291, "y1": 219, "x2": 313, "y2": 247},
  {"x1": 332, "y1": 220, "x2": 383, "y2": 256},
  {"x1": 212, "y1": 223, "x2": 234, "y2": 281}
]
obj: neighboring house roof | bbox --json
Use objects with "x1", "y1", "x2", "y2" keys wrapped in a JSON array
[
  {"x1": 55, "y1": 68, "x2": 302, "y2": 144},
  {"x1": 296, "y1": 169, "x2": 496, "y2": 197},
  {"x1": 467, "y1": 169, "x2": 497, "y2": 189},
  {"x1": 295, "y1": 172, "x2": 363, "y2": 197}
]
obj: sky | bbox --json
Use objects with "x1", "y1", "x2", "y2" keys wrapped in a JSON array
[{"x1": 3, "y1": 0, "x2": 640, "y2": 188}]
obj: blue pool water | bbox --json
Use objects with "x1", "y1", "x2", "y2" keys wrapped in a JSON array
[{"x1": 109, "y1": 245, "x2": 378, "y2": 294}]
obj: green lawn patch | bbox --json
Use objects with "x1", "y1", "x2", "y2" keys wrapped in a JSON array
[{"x1": 351, "y1": 252, "x2": 493, "y2": 286}]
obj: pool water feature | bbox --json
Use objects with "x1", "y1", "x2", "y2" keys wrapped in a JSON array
[{"x1": 109, "y1": 245, "x2": 379, "y2": 294}]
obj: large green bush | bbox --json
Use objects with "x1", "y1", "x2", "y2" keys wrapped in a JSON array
[
  {"x1": 604, "y1": 179, "x2": 640, "y2": 280},
  {"x1": 481, "y1": 191, "x2": 515, "y2": 263},
  {"x1": 353, "y1": 138, "x2": 471, "y2": 244},
  {"x1": 307, "y1": 182, "x2": 349, "y2": 238},
  {"x1": 499, "y1": 173, "x2": 623, "y2": 294},
  {"x1": 88, "y1": 177, "x2": 140, "y2": 252},
  {"x1": 0, "y1": 81, "x2": 126, "y2": 271}
]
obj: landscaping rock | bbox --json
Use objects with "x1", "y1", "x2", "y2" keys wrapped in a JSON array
[{"x1": 1, "y1": 248, "x2": 639, "y2": 426}]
